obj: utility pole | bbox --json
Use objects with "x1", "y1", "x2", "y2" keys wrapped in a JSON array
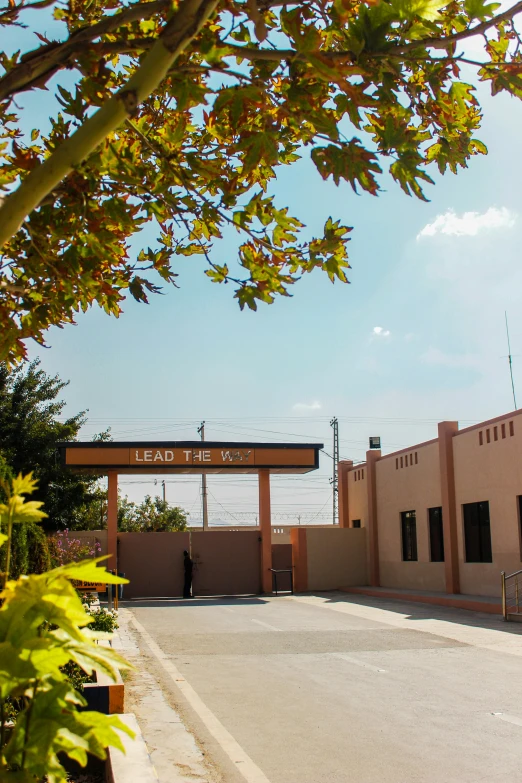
[
  {"x1": 330, "y1": 417, "x2": 339, "y2": 525},
  {"x1": 197, "y1": 421, "x2": 209, "y2": 530},
  {"x1": 505, "y1": 311, "x2": 518, "y2": 410},
  {"x1": 162, "y1": 480, "x2": 166, "y2": 504}
]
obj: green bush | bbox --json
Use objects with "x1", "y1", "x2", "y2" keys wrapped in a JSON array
[{"x1": 0, "y1": 472, "x2": 133, "y2": 781}]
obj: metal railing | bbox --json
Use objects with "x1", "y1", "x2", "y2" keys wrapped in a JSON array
[{"x1": 501, "y1": 569, "x2": 522, "y2": 620}]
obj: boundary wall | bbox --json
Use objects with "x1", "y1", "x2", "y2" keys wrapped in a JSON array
[{"x1": 291, "y1": 527, "x2": 367, "y2": 592}]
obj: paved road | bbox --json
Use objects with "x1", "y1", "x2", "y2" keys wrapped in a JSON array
[{"x1": 121, "y1": 593, "x2": 522, "y2": 783}]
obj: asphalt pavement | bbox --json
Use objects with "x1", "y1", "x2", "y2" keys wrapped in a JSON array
[{"x1": 120, "y1": 593, "x2": 522, "y2": 783}]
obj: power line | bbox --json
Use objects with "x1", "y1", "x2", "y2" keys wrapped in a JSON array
[{"x1": 329, "y1": 417, "x2": 339, "y2": 525}]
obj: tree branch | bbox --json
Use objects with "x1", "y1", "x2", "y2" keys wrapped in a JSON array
[
  {"x1": 0, "y1": 0, "x2": 219, "y2": 248},
  {"x1": 0, "y1": 0, "x2": 172, "y2": 101}
]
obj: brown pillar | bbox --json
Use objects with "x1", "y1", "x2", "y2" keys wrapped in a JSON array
[
  {"x1": 438, "y1": 421, "x2": 460, "y2": 595},
  {"x1": 107, "y1": 471, "x2": 118, "y2": 573},
  {"x1": 366, "y1": 450, "x2": 381, "y2": 586},
  {"x1": 291, "y1": 527, "x2": 308, "y2": 592},
  {"x1": 258, "y1": 469, "x2": 273, "y2": 594},
  {"x1": 338, "y1": 460, "x2": 353, "y2": 528}
]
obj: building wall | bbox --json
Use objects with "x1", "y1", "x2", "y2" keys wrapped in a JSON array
[
  {"x1": 453, "y1": 411, "x2": 522, "y2": 596},
  {"x1": 348, "y1": 466, "x2": 368, "y2": 527},
  {"x1": 305, "y1": 528, "x2": 368, "y2": 590},
  {"x1": 375, "y1": 441, "x2": 445, "y2": 592}
]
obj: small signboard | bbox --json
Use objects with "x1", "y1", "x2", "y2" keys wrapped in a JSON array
[
  {"x1": 369, "y1": 436, "x2": 381, "y2": 450},
  {"x1": 73, "y1": 580, "x2": 107, "y2": 592}
]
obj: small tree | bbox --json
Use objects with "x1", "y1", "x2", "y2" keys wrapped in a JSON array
[{"x1": 119, "y1": 494, "x2": 188, "y2": 532}]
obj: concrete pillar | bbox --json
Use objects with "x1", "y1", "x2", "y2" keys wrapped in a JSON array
[
  {"x1": 338, "y1": 460, "x2": 353, "y2": 528},
  {"x1": 107, "y1": 471, "x2": 118, "y2": 573},
  {"x1": 366, "y1": 450, "x2": 381, "y2": 586},
  {"x1": 258, "y1": 469, "x2": 273, "y2": 594},
  {"x1": 438, "y1": 421, "x2": 460, "y2": 595}
]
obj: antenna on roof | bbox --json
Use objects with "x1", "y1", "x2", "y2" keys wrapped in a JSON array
[{"x1": 505, "y1": 311, "x2": 518, "y2": 410}]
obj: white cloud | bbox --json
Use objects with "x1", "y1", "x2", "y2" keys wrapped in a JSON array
[
  {"x1": 292, "y1": 401, "x2": 322, "y2": 412},
  {"x1": 372, "y1": 326, "x2": 391, "y2": 338},
  {"x1": 417, "y1": 207, "x2": 516, "y2": 240}
]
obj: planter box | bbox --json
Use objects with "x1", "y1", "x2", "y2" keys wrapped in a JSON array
[
  {"x1": 106, "y1": 713, "x2": 158, "y2": 782},
  {"x1": 83, "y1": 667, "x2": 124, "y2": 714}
]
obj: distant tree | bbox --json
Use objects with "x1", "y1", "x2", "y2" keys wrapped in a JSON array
[
  {"x1": 118, "y1": 494, "x2": 188, "y2": 532},
  {"x1": 0, "y1": 359, "x2": 106, "y2": 531},
  {"x1": 69, "y1": 484, "x2": 108, "y2": 531},
  {"x1": 2, "y1": 0, "x2": 522, "y2": 362}
]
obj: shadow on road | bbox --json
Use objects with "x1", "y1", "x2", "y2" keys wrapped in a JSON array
[{"x1": 306, "y1": 591, "x2": 522, "y2": 636}]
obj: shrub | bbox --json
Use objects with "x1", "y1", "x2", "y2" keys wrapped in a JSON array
[
  {"x1": 48, "y1": 530, "x2": 101, "y2": 568},
  {"x1": 87, "y1": 607, "x2": 119, "y2": 635},
  {"x1": 0, "y1": 473, "x2": 132, "y2": 781}
]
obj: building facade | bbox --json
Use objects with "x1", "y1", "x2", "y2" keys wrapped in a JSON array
[{"x1": 339, "y1": 409, "x2": 522, "y2": 597}]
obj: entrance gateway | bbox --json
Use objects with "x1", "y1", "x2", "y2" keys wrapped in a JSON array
[{"x1": 58, "y1": 441, "x2": 323, "y2": 595}]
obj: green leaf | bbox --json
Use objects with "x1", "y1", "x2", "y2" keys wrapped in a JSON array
[
  {"x1": 311, "y1": 141, "x2": 382, "y2": 194},
  {"x1": 390, "y1": 0, "x2": 448, "y2": 21},
  {"x1": 464, "y1": 0, "x2": 500, "y2": 19}
]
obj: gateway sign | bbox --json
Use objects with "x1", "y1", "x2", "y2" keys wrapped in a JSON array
[
  {"x1": 132, "y1": 448, "x2": 253, "y2": 464},
  {"x1": 59, "y1": 441, "x2": 322, "y2": 474}
]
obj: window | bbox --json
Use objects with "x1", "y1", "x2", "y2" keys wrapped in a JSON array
[
  {"x1": 428, "y1": 507, "x2": 445, "y2": 562},
  {"x1": 510, "y1": 420, "x2": 515, "y2": 437},
  {"x1": 479, "y1": 431, "x2": 483, "y2": 446},
  {"x1": 352, "y1": 519, "x2": 361, "y2": 528},
  {"x1": 463, "y1": 501, "x2": 492, "y2": 563},
  {"x1": 494, "y1": 426, "x2": 498, "y2": 441},
  {"x1": 401, "y1": 511, "x2": 417, "y2": 561},
  {"x1": 502, "y1": 423, "x2": 506, "y2": 439}
]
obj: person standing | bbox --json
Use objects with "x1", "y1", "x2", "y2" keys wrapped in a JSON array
[{"x1": 183, "y1": 549, "x2": 193, "y2": 599}]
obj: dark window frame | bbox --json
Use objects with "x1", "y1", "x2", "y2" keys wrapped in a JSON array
[
  {"x1": 463, "y1": 501, "x2": 492, "y2": 563},
  {"x1": 401, "y1": 510, "x2": 418, "y2": 562},
  {"x1": 428, "y1": 507, "x2": 445, "y2": 562}
]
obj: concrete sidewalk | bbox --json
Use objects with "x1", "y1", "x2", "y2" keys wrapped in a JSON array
[
  {"x1": 117, "y1": 592, "x2": 522, "y2": 783},
  {"x1": 342, "y1": 584, "x2": 502, "y2": 613}
]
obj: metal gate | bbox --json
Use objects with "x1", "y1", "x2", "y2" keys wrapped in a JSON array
[
  {"x1": 118, "y1": 531, "x2": 190, "y2": 599},
  {"x1": 190, "y1": 530, "x2": 261, "y2": 596}
]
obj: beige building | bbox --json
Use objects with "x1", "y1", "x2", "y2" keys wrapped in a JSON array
[{"x1": 338, "y1": 408, "x2": 522, "y2": 598}]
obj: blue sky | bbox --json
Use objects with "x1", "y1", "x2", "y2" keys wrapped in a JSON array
[{"x1": 7, "y1": 12, "x2": 522, "y2": 524}]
